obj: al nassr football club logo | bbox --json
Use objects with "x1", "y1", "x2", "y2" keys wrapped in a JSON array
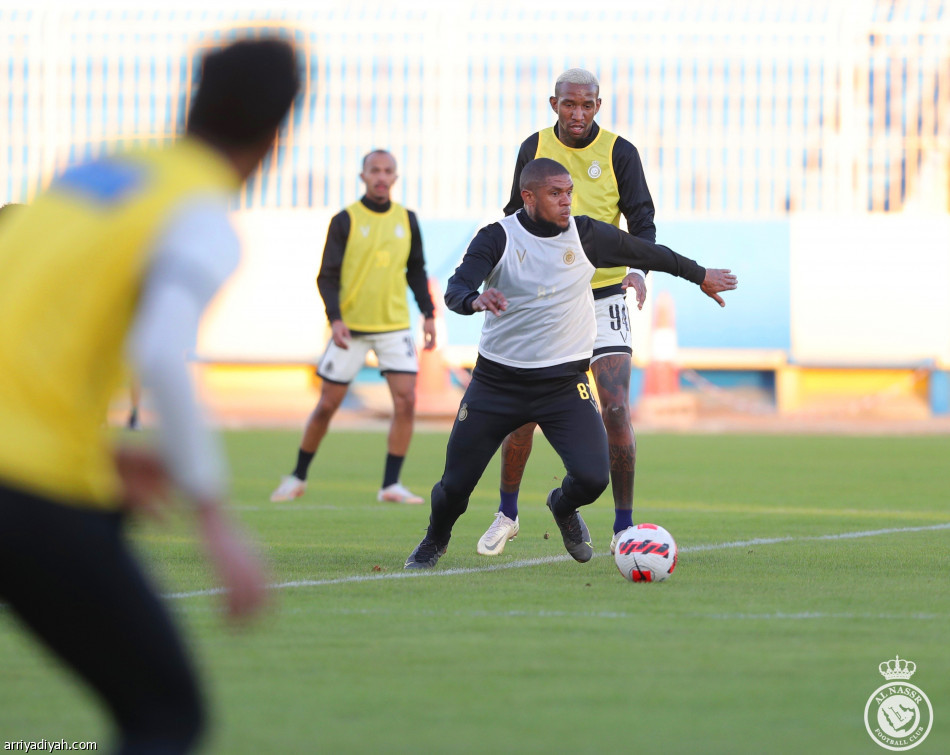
[{"x1": 864, "y1": 655, "x2": 933, "y2": 750}]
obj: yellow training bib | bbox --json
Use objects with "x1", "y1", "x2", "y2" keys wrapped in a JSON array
[
  {"x1": 535, "y1": 126, "x2": 625, "y2": 289},
  {"x1": 0, "y1": 139, "x2": 237, "y2": 507},
  {"x1": 338, "y1": 201, "x2": 413, "y2": 332}
]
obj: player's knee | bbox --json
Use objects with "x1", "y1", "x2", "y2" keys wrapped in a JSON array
[
  {"x1": 391, "y1": 389, "x2": 416, "y2": 415},
  {"x1": 436, "y1": 465, "x2": 481, "y2": 513},
  {"x1": 436, "y1": 475, "x2": 467, "y2": 505},
  {"x1": 572, "y1": 465, "x2": 609, "y2": 502},
  {"x1": 430, "y1": 478, "x2": 468, "y2": 525},
  {"x1": 313, "y1": 398, "x2": 341, "y2": 422},
  {"x1": 601, "y1": 401, "x2": 631, "y2": 434}
]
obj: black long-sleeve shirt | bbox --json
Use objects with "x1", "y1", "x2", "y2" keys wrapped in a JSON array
[
  {"x1": 444, "y1": 210, "x2": 704, "y2": 381},
  {"x1": 445, "y1": 210, "x2": 703, "y2": 317},
  {"x1": 316, "y1": 196, "x2": 434, "y2": 327}
]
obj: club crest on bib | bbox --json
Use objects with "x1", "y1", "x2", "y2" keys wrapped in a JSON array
[
  {"x1": 587, "y1": 160, "x2": 602, "y2": 179},
  {"x1": 563, "y1": 249, "x2": 576, "y2": 265},
  {"x1": 395, "y1": 225, "x2": 405, "y2": 238}
]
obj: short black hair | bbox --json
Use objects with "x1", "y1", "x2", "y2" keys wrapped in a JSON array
[
  {"x1": 187, "y1": 38, "x2": 300, "y2": 147},
  {"x1": 520, "y1": 158, "x2": 570, "y2": 193}
]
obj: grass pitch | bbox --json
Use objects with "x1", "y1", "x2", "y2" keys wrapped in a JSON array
[{"x1": 1, "y1": 430, "x2": 948, "y2": 753}]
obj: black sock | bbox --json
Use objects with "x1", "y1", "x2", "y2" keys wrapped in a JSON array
[
  {"x1": 293, "y1": 449, "x2": 315, "y2": 481},
  {"x1": 382, "y1": 453, "x2": 404, "y2": 488}
]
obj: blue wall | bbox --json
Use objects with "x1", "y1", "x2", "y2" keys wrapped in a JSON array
[
  {"x1": 417, "y1": 218, "x2": 484, "y2": 350},
  {"x1": 650, "y1": 221, "x2": 790, "y2": 350}
]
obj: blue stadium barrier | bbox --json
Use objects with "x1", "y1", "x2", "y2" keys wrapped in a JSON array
[{"x1": 930, "y1": 369, "x2": 950, "y2": 416}]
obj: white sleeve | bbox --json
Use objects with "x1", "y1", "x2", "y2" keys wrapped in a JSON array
[{"x1": 126, "y1": 196, "x2": 240, "y2": 502}]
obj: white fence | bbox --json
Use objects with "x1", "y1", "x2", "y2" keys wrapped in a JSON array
[{"x1": 1, "y1": 0, "x2": 948, "y2": 217}]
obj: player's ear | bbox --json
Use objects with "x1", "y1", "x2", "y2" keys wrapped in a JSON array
[{"x1": 549, "y1": 95, "x2": 558, "y2": 113}]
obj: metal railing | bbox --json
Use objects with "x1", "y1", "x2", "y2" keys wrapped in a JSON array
[{"x1": 1, "y1": 1, "x2": 947, "y2": 216}]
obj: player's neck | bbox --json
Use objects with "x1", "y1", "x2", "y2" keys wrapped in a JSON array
[
  {"x1": 517, "y1": 208, "x2": 565, "y2": 237},
  {"x1": 554, "y1": 121, "x2": 599, "y2": 149},
  {"x1": 361, "y1": 195, "x2": 391, "y2": 212}
]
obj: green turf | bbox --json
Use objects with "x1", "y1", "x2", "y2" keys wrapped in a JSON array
[{"x1": 1, "y1": 431, "x2": 948, "y2": 753}]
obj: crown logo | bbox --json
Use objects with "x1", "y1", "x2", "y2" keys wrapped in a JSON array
[{"x1": 879, "y1": 655, "x2": 916, "y2": 681}]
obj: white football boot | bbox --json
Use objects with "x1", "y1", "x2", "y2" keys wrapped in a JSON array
[
  {"x1": 377, "y1": 482, "x2": 424, "y2": 504},
  {"x1": 476, "y1": 512, "x2": 520, "y2": 556},
  {"x1": 269, "y1": 475, "x2": 306, "y2": 502},
  {"x1": 609, "y1": 531, "x2": 622, "y2": 555}
]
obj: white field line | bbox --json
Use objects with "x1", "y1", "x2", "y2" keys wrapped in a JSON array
[
  {"x1": 175, "y1": 606, "x2": 943, "y2": 621},
  {"x1": 235, "y1": 504, "x2": 352, "y2": 512},
  {"x1": 165, "y1": 522, "x2": 950, "y2": 600}
]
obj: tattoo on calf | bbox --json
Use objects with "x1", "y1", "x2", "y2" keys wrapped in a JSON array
[
  {"x1": 500, "y1": 425, "x2": 536, "y2": 491},
  {"x1": 608, "y1": 444, "x2": 636, "y2": 510}
]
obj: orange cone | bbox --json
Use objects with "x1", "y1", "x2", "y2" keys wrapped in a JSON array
[
  {"x1": 642, "y1": 291, "x2": 680, "y2": 396},
  {"x1": 416, "y1": 278, "x2": 463, "y2": 417}
]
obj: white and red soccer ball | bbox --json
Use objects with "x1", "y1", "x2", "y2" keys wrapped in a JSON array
[{"x1": 614, "y1": 523, "x2": 678, "y2": 583}]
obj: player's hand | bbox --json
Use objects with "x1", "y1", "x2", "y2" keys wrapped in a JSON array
[
  {"x1": 621, "y1": 272, "x2": 647, "y2": 310},
  {"x1": 331, "y1": 319, "x2": 351, "y2": 349},
  {"x1": 472, "y1": 288, "x2": 508, "y2": 315},
  {"x1": 700, "y1": 268, "x2": 738, "y2": 307},
  {"x1": 196, "y1": 502, "x2": 269, "y2": 623},
  {"x1": 422, "y1": 317, "x2": 437, "y2": 350},
  {"x1": 114, "y1": 445, "x2": 171, "y2": 521}
]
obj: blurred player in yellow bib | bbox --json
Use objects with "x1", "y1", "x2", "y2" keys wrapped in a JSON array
[{"x1": 0, "y1": 38, "x2": 299, "y2": 754}]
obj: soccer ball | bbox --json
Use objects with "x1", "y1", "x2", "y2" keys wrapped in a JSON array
[{"x1": 614, "y1": 523, "x2": 678, "y2": 583}]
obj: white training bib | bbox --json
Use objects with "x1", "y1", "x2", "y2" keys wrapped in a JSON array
[{"x1": 478, "y1": 215, "x2": 597, "y2": 369}]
